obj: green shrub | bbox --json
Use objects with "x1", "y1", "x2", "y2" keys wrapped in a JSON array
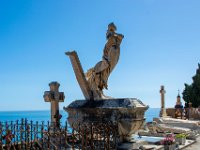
[{"x1": 175, "y1": 133, "x2": 187, "y2": 138}]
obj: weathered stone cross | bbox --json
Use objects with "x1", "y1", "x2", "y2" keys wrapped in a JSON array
[
  {"x1": 43, "y1": 82, "x2": 65, "y2": 126},
  {"x1": 159, "y1": 85, "x2": 167, "y2": 117}
]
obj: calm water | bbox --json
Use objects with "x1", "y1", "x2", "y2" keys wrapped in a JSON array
[{"x1": 0, "y1": 108, "x2": 159, "y2": 123}]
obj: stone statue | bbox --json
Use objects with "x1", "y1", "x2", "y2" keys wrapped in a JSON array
[
  {"x1": 65, "y1": 23, "x2": 149, "y2": 144},
  {"x1": 86, "y1": 22, "x2": 124, "y2": 99}
]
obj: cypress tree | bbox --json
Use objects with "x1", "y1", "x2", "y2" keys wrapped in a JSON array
[{"x1": 182, "y1": 64, "x2": 200, "y2": 107}]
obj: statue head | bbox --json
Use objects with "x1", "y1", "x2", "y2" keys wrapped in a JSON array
[
  {"x1": 108, "y1": 22, "x2": 117, "y2": 32},
  {"x1": 106, "y1": 22, "x2": 117, "y2": 39}
]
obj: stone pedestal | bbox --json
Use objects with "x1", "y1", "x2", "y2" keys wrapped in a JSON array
[{"x1": 64, "y1": 98, "x2": 148, "y2": 142}]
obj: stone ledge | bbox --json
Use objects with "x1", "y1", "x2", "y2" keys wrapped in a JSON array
[{"x1": 65, "y1": 98, "x2": 148, "y2": 109}]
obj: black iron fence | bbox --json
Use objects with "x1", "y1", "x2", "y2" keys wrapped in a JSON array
[{"x1": 0, "y1": 119, "x2": 119, "y2": 150}]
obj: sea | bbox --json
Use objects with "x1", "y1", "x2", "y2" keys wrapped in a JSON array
[{"x1": 0, "y1": 108, "x2": 160, "y2": 124}]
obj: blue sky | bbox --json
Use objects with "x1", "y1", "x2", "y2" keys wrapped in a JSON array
[{"x1": 0, "y1": 0, "x2": 200, "y2": 111}]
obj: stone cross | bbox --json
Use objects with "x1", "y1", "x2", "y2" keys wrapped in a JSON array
[
  {"x1": 159, "y1": 85, "x2": 167, "y2": 117},
  {"x1": 43, "y1": 82, "x2": 65, "y2": 126}
]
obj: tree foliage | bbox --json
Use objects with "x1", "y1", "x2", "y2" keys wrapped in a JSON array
[{"x1": 182, "y1": 64, "x2": 200, "y2": 107}]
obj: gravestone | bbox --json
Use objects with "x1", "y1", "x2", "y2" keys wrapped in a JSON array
[
  {"x1": 159, "y1": 85, "x2": 167, "y2": 117},
  {"x1": 44, "y1": 82, "x2": 65, "y2": 126}
]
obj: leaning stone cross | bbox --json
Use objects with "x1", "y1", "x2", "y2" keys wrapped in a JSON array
[
  {"x1": 65, "y1": 51, "x2": 93, "y2": 100},
  {"x1": 43, "y1": 82, "x2": 65, "y2": 126}
]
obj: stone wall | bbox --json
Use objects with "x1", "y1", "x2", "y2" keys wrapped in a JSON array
[
  {"x1": 166, "y1": 107, "x2": 200, "y2": 120},
  {"x1": 166, "y1": 108, "x2": 175, "y2": 118}
]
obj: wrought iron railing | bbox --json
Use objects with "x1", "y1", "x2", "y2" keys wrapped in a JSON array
[{"x1": 0, "y1": 119, "x2": 119, "y2": 150}]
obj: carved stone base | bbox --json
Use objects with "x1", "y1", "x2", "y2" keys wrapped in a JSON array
[{"x1": 63, "y1": 98, "x2": 148, "y2": 142}]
